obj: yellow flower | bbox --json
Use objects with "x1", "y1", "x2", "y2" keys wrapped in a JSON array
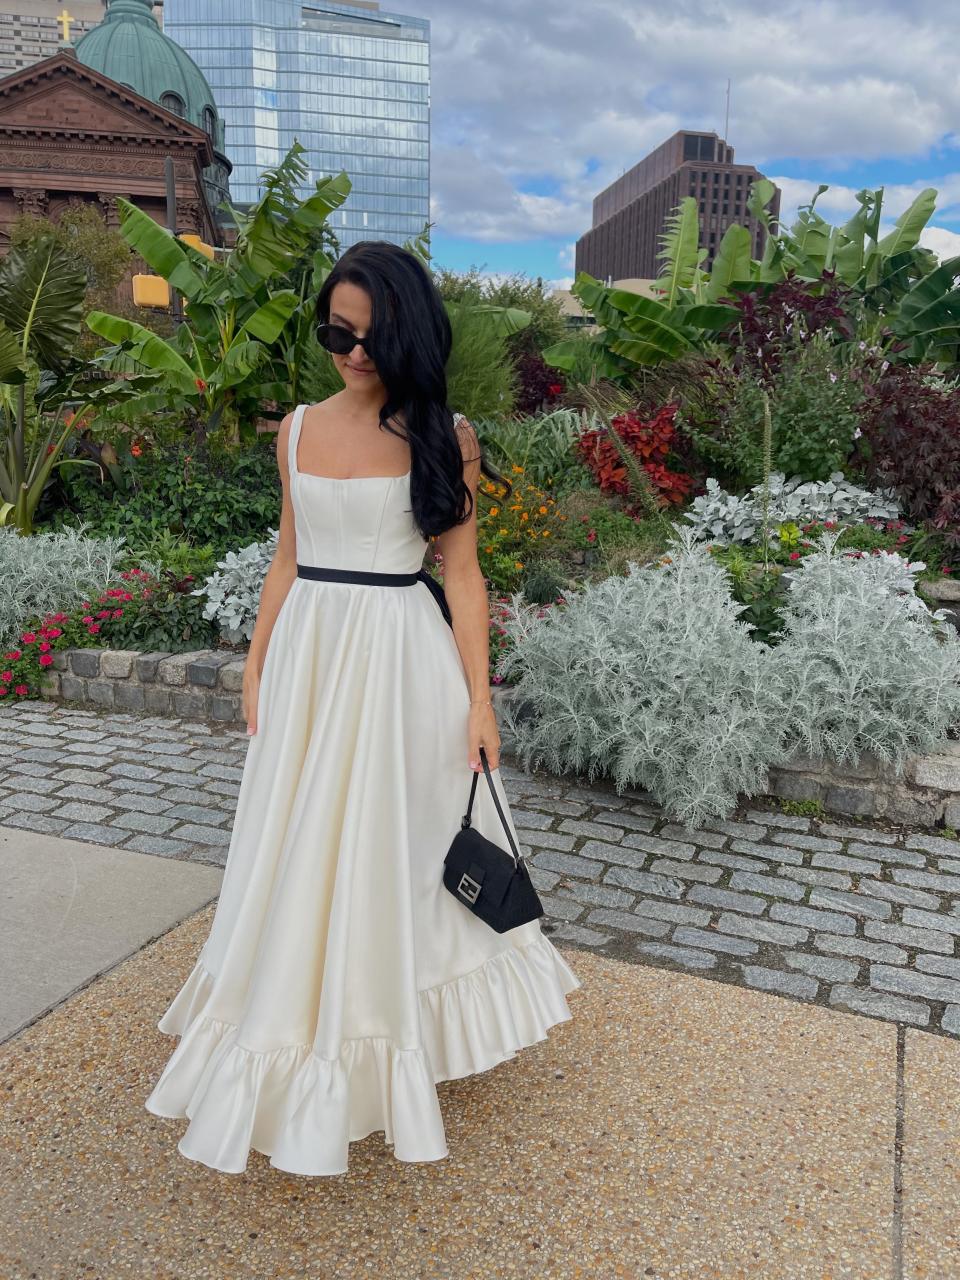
[
  {"x1": 539, "y1": 506, "x2": 548, "y2": 515},
  {"x1": 512, "y1": 465, "x2": 524, "y2": 474},
  {"x1": 542, "y1": 529, "x2": 551, "y2": 537}
]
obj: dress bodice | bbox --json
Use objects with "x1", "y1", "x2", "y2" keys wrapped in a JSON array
[{"x1": 288, "y1": 401, "x2": 430, "y2": 573}]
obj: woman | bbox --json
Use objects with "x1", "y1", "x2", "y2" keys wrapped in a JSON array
[{"x1": 144, "y1": 240, "x2": 582, "y2": 1176}]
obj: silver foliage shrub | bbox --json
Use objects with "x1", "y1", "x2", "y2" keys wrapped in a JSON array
[
  {"x1": 774, "y1": 532, "x2": 960, "y2": 774},
  {"x1": 496, "y1": 525, "x2": 792, "y2": 829},
  {"x1": 191, "y1": 529, "x2": 279, "y2": 643},
  {"x1": 0, "y1": 523, "x2": 141, "y2": 650},
  {"x1": 684, "y1": 472, "x2": 904, "y2": 545}
]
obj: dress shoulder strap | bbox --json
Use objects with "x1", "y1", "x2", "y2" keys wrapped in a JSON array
[{"x1": 288, "y1": 403, "x2": 307, "y2": 475}]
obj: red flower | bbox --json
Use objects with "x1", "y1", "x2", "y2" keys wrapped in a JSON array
[
  {"x1": 14, "y1": 684, "x2": 28, "y2": 696},
  {"x1": 548, "y1": 383, "x2": 564, "y2": 396},
  {"x1": 20, "y1": 631, "x2": 36, "y2": 644},
  {"x1": 38, "y1": 654, "x2": 54, "y2": 667},
  {"x1": 45, "y1": 628, "x2": 62, "y2": 638},
  {"x1": 789, "y1": 551, "x2": 801, "y2": 560},
  {"x1": 0, "y1": 686, "x2": 7, "y2": 696},
  {"x1": 4, "y1": 649, "x2": 21, "y2": 661},
  {"x1": 195, "y1": 377, "x2": 207, "y2": 393},
  {"x1": 0, "y1": 670, "x2": 10, "y2": 682},
  {"x1": 131, "y1": 443, "x2": 142, "y2": 457}
]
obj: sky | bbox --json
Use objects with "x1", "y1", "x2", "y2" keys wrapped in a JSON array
[{"x1": 412, "y1": 0, "x2": 960, "y2": 289}]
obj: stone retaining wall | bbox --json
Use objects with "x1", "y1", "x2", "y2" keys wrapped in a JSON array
[
  {"x1": 41, "y1": 646, "x2": 247, "y2": 723},
  {"x1": 40, "y1": 645, "x2": 960, "y2": 829}
]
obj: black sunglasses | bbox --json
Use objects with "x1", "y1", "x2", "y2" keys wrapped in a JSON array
[{"x1": 316, "y1": 322, "x2": 375, "y2": 358}]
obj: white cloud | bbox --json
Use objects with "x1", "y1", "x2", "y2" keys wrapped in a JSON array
[{"x1": 417, "y1": 0, "x2": 960, "y2": 245}]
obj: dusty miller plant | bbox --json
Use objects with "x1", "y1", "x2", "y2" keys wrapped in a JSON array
[
  {"x1": 191, "y1": 529, "x2": 279, "y2": 643},
  {"x1": 684, "y1": 472, "x2": 904, "y2": 545},
  {"x1": 773, "y1": 531, "x2": 960, "y2": 773},
  {"x1": 496, "y1": 524, "x2": 792, "y2": 829},
  {"x1": 0, "y1": 523, "x2": 140, "y2": 650}
]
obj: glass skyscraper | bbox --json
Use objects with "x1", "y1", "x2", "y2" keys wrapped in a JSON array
[{"x1": 162, "y1": 0, "x2": 430, "y2": 247}]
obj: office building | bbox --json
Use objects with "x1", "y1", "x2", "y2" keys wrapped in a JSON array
[
  {"x1": 163, "y1": 0, "x2": 430, "y2": 246},
  {"x1": 576, "y1": 130, "x2": 780, "y2": 282}
]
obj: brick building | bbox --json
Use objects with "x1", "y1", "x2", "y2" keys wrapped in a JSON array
[
  {"x1": 576, "y1": 130, "x2": 780, "y2": 282},
  {"x1": 0, "y1": 48, "x2": 224, "y2": 253}
]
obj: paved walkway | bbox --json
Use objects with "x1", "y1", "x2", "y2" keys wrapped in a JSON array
[
  {"x1": 3, "y1": 697, "x2": 960, "y2": 1277},
  {"x1": 2, "y1": 699, "x2": 960, "y2": 1037}
]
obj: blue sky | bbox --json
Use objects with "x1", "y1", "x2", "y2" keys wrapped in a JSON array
[{"x1": 414, "y1": 0, "x2": 960, "y2": 287}]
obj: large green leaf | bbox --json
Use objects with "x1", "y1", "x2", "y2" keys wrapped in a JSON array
[
  {"x1": 239, "y1": 291, "x2": 300, "y2": 344},
  {"x1": 892, "y1": 254, "x2": 960, "y2": 351},
  {"x1": 0, "y1": 236, "x2": 86, "y2": 368},
  {"x1": 876, "y1": 187, "x2": 937, "y2": 259},
  {"x1": 84, "y1": 311, "x2": 197, "y2": 391},
  {"x1": 0, "y1": 320, "x2": 25, "y2": 385},
  {"x1": 706, "y1": 224, "x2": 753, "y2": 301},
  {"x1": 447, "y1": 302, "x2": 532, "y2": 337},
  {"x1": 656, "y1": 196, "x2": 701, "y2": 308},
  {"x1": 113, "y1": 198, "x2": 206, "y2": 298}
]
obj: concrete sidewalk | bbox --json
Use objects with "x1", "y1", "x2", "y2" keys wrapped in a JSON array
[{"x1": 0, "y1": 826, "x2": 957, "y2": 1279}]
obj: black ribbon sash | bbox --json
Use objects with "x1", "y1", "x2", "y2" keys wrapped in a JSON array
[{"x1": 295, "y1": 563, "x2": 453, "y2": 629}]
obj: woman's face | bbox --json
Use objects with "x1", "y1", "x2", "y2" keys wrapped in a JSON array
[{"x1": 327, "y1": 280, "x2": 383, "y2": 391}]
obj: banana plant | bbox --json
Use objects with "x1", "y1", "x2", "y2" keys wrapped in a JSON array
[
  {"x1": 0, "y1": 235, "x2": 102, "y2": 533},
  {"x1": 85, "y1": 140, "x2": 352, "y2": 443}
]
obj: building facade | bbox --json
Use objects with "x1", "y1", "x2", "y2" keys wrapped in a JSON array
[
  {"x1": 0, "y1": 48, "x2": 223, "y2": 253},
  {"x1": 74, "y1": 0, "x2": 231, "y2": 228},
  {"x1": 162, "y1": 0, "x2": 430, "y2": 246},
  {"x1": 576, "y1": 130, "x2": 781, "y2": 283}
]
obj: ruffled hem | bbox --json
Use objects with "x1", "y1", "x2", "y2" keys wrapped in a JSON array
[{"x1": 145, "y1": 933, "x2": 582, "y2": 1176}]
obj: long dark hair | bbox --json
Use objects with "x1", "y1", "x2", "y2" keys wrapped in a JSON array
[{"x1": 314, "y1": 240, "x2": 513, "y2": 539}]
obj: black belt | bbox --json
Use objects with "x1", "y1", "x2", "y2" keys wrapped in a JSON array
[{"x1": 296, "y1": 563, "x2": 453, "y2": 629}]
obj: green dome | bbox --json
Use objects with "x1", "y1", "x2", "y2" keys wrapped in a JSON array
[{"x1": 74, "y1": 0, "x2": 231, "y2": 222}]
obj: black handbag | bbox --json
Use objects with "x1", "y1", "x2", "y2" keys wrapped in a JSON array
[{"x1": 443, "y1": 745, "x2": 545, "y2": 933}]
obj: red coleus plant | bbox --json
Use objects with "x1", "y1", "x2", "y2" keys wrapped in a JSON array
[{"x1": 576, "y1": 403, "x2": 693, "y2": 507}]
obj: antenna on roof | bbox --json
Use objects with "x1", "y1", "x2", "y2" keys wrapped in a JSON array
[{"x1": 724, "y1": 78, "x2": 731, "y2": 143}]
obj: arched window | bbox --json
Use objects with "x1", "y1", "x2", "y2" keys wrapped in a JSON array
[
  {"x1": 160, "y1": 92, "x2": 185, "y2": 117},
  {"x1": 202, "y1": 106, "x2": 216, "y2": 139}
]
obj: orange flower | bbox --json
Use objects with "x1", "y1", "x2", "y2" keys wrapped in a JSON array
[
  {"x1": 131, "y1": 443, "x2": 142, "y2": 457},
  {"x1": 195, "y1": 377, "x2": 207, "y2": 393}
]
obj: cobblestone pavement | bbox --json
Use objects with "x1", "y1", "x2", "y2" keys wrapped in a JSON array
[{"x1": 4, "y1": 698, "x2": 960, "y2": 1040}]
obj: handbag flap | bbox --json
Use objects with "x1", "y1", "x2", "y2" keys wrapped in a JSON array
[{"x1": 445, "y1": 827, "x2": 517, "y2": 906}]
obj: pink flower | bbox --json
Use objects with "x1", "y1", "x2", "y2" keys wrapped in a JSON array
[
  {"x1": 789, "y1": 551, "x2": 801, "y2": 560},
  {"x1": 20, "y1": 631, "x2": 36, "y2": 644},
  {"x1": 38, "y1": 641, "x2": 51, "y2": 653},
  {"x1": 112, "y1": 609, "x2": 123, "y2": 619},
  {"x1": 97, "y1": 609, "x2": 111, "y2": 619},
  {"x1": 87, "y1": 623, "x2": 101, "y2": 635},
  {"x1": 38, "y1": 653, "x2": 54, "y2": 667},
  {"x1": 0, "y1": 686, "x2": 7, "y2": 696},
  {"x1": 45, "y1": 627, "x2": 62, "y2": 638},
  {"x1": 4, "y1": 649, "x2": 21, "y2": 661},
  {"x1": 81, "y1": 615, "x2": 93, "y2": 623},
  {"x1": 0, "y1": 670, "x2": 10, "y2": 682},
  {"x1": 13, "y1": 684, "x2": 28, "y2": 695}
]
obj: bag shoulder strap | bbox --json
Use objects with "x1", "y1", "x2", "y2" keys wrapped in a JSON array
[{"x1": 462, "y1": 745, "x2": 523, "y2": 864}]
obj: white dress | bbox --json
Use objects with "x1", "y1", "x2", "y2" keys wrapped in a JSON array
[{"x1": 144, "y1": 402, "x2": 582, "y2": 1176}]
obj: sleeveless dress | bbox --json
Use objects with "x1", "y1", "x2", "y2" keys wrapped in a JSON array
[{"x1": 144, "y1": 403, "x2": 582, "y2": 1176}]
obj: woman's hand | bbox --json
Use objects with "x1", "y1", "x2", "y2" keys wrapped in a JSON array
[
  {"x1": 242, "y1": 661, "x2": 262, "y2": 735},
  {"x1": 468, "y1": 701, "x2": 500, "y2": 772}
]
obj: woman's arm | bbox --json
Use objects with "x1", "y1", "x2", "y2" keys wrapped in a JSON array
[
  {"x1": 434, "y1": 417, "x2": 501, "y2": 770},
  {"x1": 243, "y1": 412, "x2": 299, "y2": 732}
]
